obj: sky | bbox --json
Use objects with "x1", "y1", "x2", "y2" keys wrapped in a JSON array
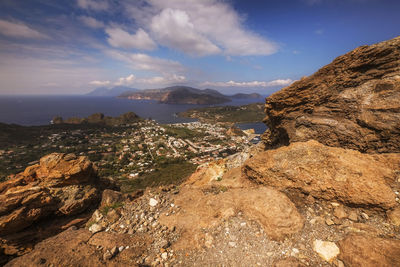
[{"x1": 0, "y1": 0, "x2": 399, "y2": 95}]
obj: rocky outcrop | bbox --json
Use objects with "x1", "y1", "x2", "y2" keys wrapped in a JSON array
[
  {"x1": 338, "y1": 233, "x2": 400, "y2": 267},
  {"x1": 159, "y1": 148, "x2": 304, "y2": 249},
  {"x1": 4, "y1": 227, "x2": 151, "y2": 267},
  {"x1": 0, "y1": 153, "x2": 101, "y2": 262},
  {"x1": 52, "y1": 111, "x2": 140, "y2": 126},
  {"x1": 262, "y1": 36, "x2": 400, "y2": 153},
  {"x1": 242, "y1": 140, "x2": 400, "y2": 210}
]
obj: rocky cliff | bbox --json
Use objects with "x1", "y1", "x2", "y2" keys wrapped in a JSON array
[
  {"x1": 0, "y1": 153, "x2": 102, "y2": 264},
  {"x1": 262, "y1": 36, "x2": 400, "y2": 153}
]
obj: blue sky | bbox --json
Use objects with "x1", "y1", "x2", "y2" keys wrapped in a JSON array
[{"x1": 0, "y1": 0, "x2": 399, "y2": 95}]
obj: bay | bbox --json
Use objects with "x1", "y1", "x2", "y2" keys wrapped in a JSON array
[{"x1": 0, "y1": 95, "x2": 266, "y2": 131}]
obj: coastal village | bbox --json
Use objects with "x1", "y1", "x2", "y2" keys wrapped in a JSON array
[{"x1": 0, "y1": 119, "x2": 258, "y2": 189}]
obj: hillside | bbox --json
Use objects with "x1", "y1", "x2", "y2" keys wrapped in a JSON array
[
  {"x1": 119, "y1": 86, "x2": 261, "y2": 105},
  {"x1": 178, "y1": 103, "x2": 264, "y2": 123}
]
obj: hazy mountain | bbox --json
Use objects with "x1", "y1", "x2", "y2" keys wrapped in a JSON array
[{"x1": 86, "y1": 86, "x2": 139, "y2": 96}]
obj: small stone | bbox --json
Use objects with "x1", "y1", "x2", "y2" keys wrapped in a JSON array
[
  {"x1": 92, "y1": 210, "x2": 103, "y2": 222},
  {"x1": 331, "y1": 202, "x2": 340, "y2": 207},
  {"x1": 348, "y1": 211, "x2": 358, "y2": 221},
  {"x1": 149, "y1": 198, "x2": 158, "y2": 207},
  {"x1": 240, "y1": 222, "x2": 246, "y2": 227},
  {"x1": 118, "y1": 246, "x2": 124, "y2": 252},
  {"x1": 89, "y1": 223, "x2": 104, "y2": 234},
  {"x1": 204, "y1": 233, "x2": 214, "y2": 248},
  {"x1": 361, "y1": 212, "x2": 369, "y2": 220},
  {"x1": 313, "y1": 239, "x2": 340, "y2": 262},
  {"x1": 336, "y1": 259, "x2": 345, "y2": 267},
  {"x1": 161, "y1": 252, "x2": 168, "y2": 260},
  {"x1": 333, "y1": 206, "x2": 347, "y2": 219},
  {"x1": 160, "y1": 239, "x2": 171, "y2": 249},
  {"x1": 325, "y1": 218, "x2": 335, "y2": 226},
  {"x1": 110, "y1": 246, "x2": 118, "y2": 256},
  {"x1": 228, "y1": 242, "x2": 236, "y2": 247},
  {"x1": 103, "y1": 250, "x2": 113, "y2": 261}
]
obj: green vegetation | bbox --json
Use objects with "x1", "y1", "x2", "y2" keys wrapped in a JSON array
[
  {"x1": 100, "y1": 202, "x2": 124, "y2": 215},
  {"x1": 0, "y1": 122, "x2": 139, "y2": 180},
  {"x1": 178, "y1": 103, "x2": 265, "y2": 123},
  {"x1": 120, "y1": 159, "x2": 197, "y2": 193},
  {"x1": 163, "y1": 125, "x2": 206, "y2": 139}
]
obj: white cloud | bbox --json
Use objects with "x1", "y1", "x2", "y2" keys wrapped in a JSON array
[
  {"x1": 106, "y1": 50, "x2": 185, "y2": 75},
  {"x1": 110, "y1": 73, "x2": 186, "y2": 88},
  {"x1": 89, "y1": 80, "x2": 110, "y2": 86},
  {"x1": 315, "y1": 29, "x2": 324, "y2": 35},
  {"x1": 150, "y1": 8, "x2": 221, "y2": 56},
  {"x1": 202, "y1": 79, "x2": 293, "y2": 87},
  {"x1": 76, "y1": 0, "x2": 108, "y2": 11},
  {"x1": 105, "y1": 27, "x2": 157, "y2": 50},
  {"x1": 115, "y1": 74, "x2": 135, "y2": 86},
  {"x1": 125, "y1": 0, "x2": 278, "y2": 56},
  {"x1": 0, "y1": 19, "x2": 48, "y2": 39},
  {"x1": 79, "y1": 16, "x2": 105, "y2": 29},
  {"x1": 138, "y1": 74, "x2": 186, "y2": 85}
]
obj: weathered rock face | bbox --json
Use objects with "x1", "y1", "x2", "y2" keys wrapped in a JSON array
[
  {"x1": 4, "y1": 228, "x2": 151, "y2": 267},
  {"x1": 159, "y1": 148, "x2": 304, "y2": 249},
  {"x1": 263, "y1": 36, "x2": 400, "y2": 153},
  {"x1": 338, "y1": 233, "x2": 400, "y2": 267},
  {"x1": 0, "y1": 153, "x2": 100, "y2": 262},
  {"x1": 242, "y1": 140, "x2": 399, "y2": 210}
]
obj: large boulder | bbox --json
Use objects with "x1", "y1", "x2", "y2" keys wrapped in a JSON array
[
  {"x1": 0, "y1": 153, "x2": 101, "y2": 262},
  {"x1": 262, "y1": 36, "x2": 400, "y2": 153},
  {"x1": 159, "y1": 149, "x2": 304, "y2": 249},
  {"x1": 242, "y1": 140, "x2": 399, "y2": 210},
  {"x1": 338, "y1": 233, "x2": 400, "y2": 267}
]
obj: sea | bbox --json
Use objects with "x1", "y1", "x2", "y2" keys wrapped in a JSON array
[{"x1": 0, "y1": 95, "x2": 267, "y2": 134}]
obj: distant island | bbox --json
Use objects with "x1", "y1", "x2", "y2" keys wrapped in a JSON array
[
  {"x1": 52, "y1": 112, "x2": 140, "y2": 126},
  {"x1": 118, "y1": 86, "x2": 262, "y2": 105},
  {"x1": 86, "y1": 86, "x2": 139, "y2": 97},
  {"x1": 178, "y1": 102, "x2": 265, "y2": 123}
]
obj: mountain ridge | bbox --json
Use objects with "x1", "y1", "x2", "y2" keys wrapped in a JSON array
[{"x1": 119, "y1": 86, "x2": 262, "y2": 104}]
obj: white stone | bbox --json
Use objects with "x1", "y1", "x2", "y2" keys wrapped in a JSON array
[
  {"x1": 313, "y1": 239, "x2": 340, "y2": 262},
  {"x1": 118, "y1": 246, "x2": 124, "y2": 252},
  {"x1": 361, "y1": 212, "x2": 369, "y2": 220},
  {"x1": 161, "y1": 252, "x2": 168, "y2": 260},
  {"x1": 89, "y1": 223, "x2": 104, "y2": 234},
  {"x1": 149, "y1": 198, "x2": 158, "y2": 207},
  {"x1": 228, "y1": 241, "x2": 237, "y2": 247}
]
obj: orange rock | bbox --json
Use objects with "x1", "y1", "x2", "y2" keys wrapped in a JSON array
[
  {"x1": 338, "y1": 233, "x2": 400, "y2": 267},
  {"x1": 262, "y1": 36, "x2": 400, "y2": 153},
  {"x1": 242, "y1": 140, "x2": 399, "y2": 210},
  {"x1": 0, "y1": 153, "x2": 100, "y2": 261}
]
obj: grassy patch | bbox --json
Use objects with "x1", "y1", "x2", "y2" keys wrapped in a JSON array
[
  {"x1": 120, "y1": 161, "x2": 197, "y2": 193},
  {"x1": 100, "y1": 202, "x2": 124, "y2": 215},
  {"x1": 163, "y1": 125, "x2": 205, "y2": 139},
  {"x1": 179, "y1": 103, "x2": 265, "y2": 123}
]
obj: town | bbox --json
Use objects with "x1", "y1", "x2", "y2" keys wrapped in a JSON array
[{"x1": 0, "y1": 120, "x2": 259, "y2": 192}]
